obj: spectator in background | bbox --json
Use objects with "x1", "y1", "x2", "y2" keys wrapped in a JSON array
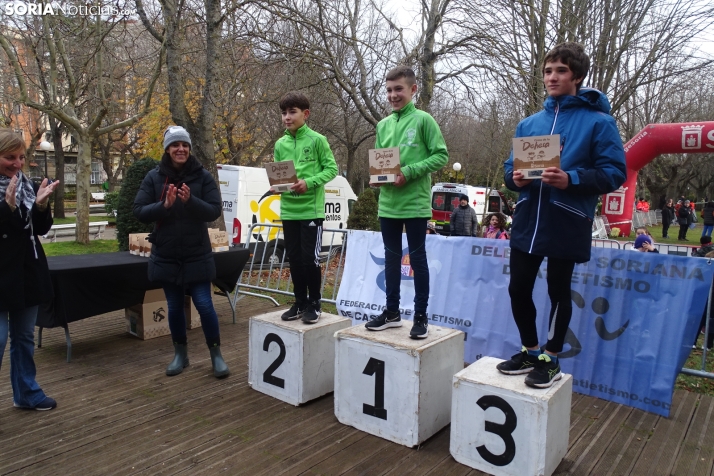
[
  {"x1": 481, "y1": 212, "x2": 509, "y2": 240},
  {"x1": 678, "y1": 199, "x2": 693, "y2": 241},
  {"x1": 450, "y1": 194, "x2": 478, "y2": 237},
  {"x1": 636, "y1": 197, "x2": 649, "y2": 213},
  {"x1": 694, "y1": 236, "x2": 714, "y2": 257},
  {"x1": 701, "y1": 201, "x2": 714, "y2": 237},
  {"x1": 661, "y1": 198, "x2": 675, "y2": 238},
  {"x1": 634, "y1": 234, "x2": 658, "y2": 253},
  {"x1": 426, "y1": 221, "x2": 437, "y2": 235}
]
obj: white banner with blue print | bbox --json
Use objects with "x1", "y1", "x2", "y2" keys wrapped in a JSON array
[{"x1": 335, "y1": 230, "x2": 714, "y2": 417}]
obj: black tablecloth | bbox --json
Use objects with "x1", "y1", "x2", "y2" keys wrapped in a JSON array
[{"x1": 37, "y1": 249, "x2": 250, "y2": 328}]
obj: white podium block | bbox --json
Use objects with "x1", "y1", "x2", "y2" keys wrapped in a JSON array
[
  {"x1": 334, "y1": 324, "x2": 464, "y2": 447},
  {"x1": 248, "y1": 311, "x2": 351, "y2": 406},
  {"x1": 450, "y1": 356, "x2": 572, "y2": 476}
]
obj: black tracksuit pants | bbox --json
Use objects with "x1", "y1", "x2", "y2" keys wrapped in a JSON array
[
  {"x1": 283, "y1": 219, "x2": 323, "y2": 304},
  {"x1": 508, "y1": 247, "x2": 575, "y2": 354}
]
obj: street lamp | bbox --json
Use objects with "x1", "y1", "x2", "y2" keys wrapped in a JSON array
[{"x1": 39, "y1": 140, "x2": 51, "y2": 178}]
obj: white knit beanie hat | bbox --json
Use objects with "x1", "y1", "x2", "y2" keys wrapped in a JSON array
[{"x1": 163, "y1": 125, "x2": 192, "y2": 151}]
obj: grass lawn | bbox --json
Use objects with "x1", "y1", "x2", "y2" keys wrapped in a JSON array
[
  {"x1": 608, "y1": 220, "x2": 706, "y2": 245},
  {"x1": 43, "y1": 239, "x2": 119, "y2": 256}
]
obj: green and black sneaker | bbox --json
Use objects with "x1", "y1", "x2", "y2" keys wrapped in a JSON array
[
  {"x1": 524, "y1": 353, "x2": 562, "y2": 388},
  {"x1": 496, "y1": 346, "x2": 539, "y2": 375}
]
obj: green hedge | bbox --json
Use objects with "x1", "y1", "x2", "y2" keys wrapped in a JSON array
[{"x1": 116, "y1": 158, "x2": 158, "y2": 251}]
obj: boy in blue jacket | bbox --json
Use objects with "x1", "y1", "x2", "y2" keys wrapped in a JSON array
[{"x1": 497, "y1": 43, "x2": 627, "y2": 388}]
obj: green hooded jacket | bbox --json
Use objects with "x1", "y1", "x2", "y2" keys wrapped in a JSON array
[
  {"x1": 375, "y1": 101, "x2": 449, "y2": 218},
  {"x1": 274, "y1": 124, "x2": 338, "y2": 220}
]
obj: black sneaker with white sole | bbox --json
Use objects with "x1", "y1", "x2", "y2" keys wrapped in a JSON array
[
  {"x1": 281, "y1": 302, "x2": 304, "y2": 321},
  {"x1": 365, "y1": 309, "x2": 402, "y2": 331},
  {"x1": 496, "y1": 347, "x2": 540, "y2": 375},
  {"x1": 524, "y1": 354, "x2": 562, "y2": 388},
  {"x1": 301, "y1": 300, "x2": 321, "y2": 324},
  {"x1": 410, "y1": 312, "x2": 429, "y2": 339}
]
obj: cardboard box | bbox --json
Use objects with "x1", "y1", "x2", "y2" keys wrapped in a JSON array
[
  {"x1": 369, "y1": 147, "x2": 401, "y2": 184},
  {"x1": 140, "y1": 234, "x2": 152, "y2": 257},
  {"x1": 125, "y1": 289, "x2": 171, "y2": 340},
  {"x1": 265, "y1": 161, "x2": 297, "y2": 192},
  {"x1": 185, "y1": 295, "x2": 201, "y2": 329},
  {"x1": 209, "y1": 230, "x2": 229, "y2": 252},
  {"x1": 129, "y1": 233, "x2": 151, "y2": 257}
]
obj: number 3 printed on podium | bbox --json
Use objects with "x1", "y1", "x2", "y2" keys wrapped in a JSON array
[
  {"x1": 362, "y1": 357, "x2": 387, "y2": 420},
  {"x1": 476, "y1": 395, "x2": 517, "y2": 466}
]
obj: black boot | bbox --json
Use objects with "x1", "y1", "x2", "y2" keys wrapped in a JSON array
[
  {"x1": 166, "y1": 342, "x2": 189, "y2": 376},
  {"x1": 209, "y1": 345, "x2": 230, "y2": 378}
]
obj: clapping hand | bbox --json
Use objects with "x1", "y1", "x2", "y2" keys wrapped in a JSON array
[
  {"x1": 36, "y1": 178, "x2": 59, "y2": 205},
  {"x1": 5, "y1": 175, "x2": 18, "y2": 208},
  {"x1": 177, "y1": 183, "x2": 191, "y2": 203},
  {"x1": 164, "y1": 184, "x2": 177, "y2": 208}
]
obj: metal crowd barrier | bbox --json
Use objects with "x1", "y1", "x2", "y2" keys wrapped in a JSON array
[{"x1": 231, "y1": 223, "x2": 348, "y2": 311}]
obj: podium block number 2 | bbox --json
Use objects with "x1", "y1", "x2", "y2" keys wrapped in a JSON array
[
  {"x1": 263, "y1": 333, "x2": 286, "y2": 388},
  {"x1": 477, "y1": 395, "x2": 517, "y2": 467},
  {"x1": 362, "y1": 357, "x2": 387, "y2": 420}
]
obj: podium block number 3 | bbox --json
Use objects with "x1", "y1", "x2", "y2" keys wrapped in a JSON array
[
  {"x1": 362, "y1": 357, "x2": 387, "y2": 420},
  {"x1": 477, "y1": 395, "x2": 517, "y2": 467},
  {"x1": 263, "y1": 333, "x2": 286, "y2": 388}
]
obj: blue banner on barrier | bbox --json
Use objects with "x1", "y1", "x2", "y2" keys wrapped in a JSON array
[{"x1": 335, "y1": 230, "x2": 714, "y2": 417}]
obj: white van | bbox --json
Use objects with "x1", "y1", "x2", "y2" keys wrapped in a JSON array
[
  {"x1": 217, "y1": 165, "x2": 357, "y2": 256},
  {"x1": 431, "y1": 183, "x2": 512, "y2": 235}
]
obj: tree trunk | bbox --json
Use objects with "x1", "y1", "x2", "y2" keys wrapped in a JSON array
[
  {"x1": 50, "y1": 119, "x2": 66, "y2": 218},
  {"x1": 75, "y1": 135, "x2": 92, "y2": 244}
]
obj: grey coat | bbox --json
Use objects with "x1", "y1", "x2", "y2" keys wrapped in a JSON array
[{"x1": 450, "y1": 205, "x2": 478, "y2": 237}]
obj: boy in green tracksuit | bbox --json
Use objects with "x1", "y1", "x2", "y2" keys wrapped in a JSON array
[
  {"x1": 274, "y1": 91, "x2": 338, "y2": 324},
  {"x1": 365, "y1": 66, "x2": 448, "y2": 338}
]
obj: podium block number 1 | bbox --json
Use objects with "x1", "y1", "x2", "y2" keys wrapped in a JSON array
[
  {"x1": 362, "y1": 357, "x2": 387, "y2": 420},
  {"x1": 477, "y1": 395, "x2": 517, "y2": 467},
  {"x1": 263, "y1": 333, "x2": 286, "y2": 388}
]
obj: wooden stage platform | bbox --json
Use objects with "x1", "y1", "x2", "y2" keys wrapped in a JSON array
[{"x1": 0, "y1": 295, "x2": 712, "y2": 475}]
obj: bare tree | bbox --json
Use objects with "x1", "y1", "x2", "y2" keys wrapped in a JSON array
[{"x1": 0, "y1": 15, "x2": 164, "y2": 243}]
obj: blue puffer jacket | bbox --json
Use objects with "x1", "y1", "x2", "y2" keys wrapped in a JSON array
[{"x1": 504, "y1": 88, "x2": 627, "y2": 263}]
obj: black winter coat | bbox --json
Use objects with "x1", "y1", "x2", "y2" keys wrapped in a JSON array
[
  {"x1": 133, "y1": 155, "x2": 222, "y2": 286},
  {"x1": 0, "y1": 183, "x2": 54, "y2": 312},
  {"x1": 661, "y1": 205, "x2": 675, "y2": 225},
  {"x1": 702, "y1": 206, "x2": 714, "y2": 226},
  {"x1": 677, "y1": 206, "x2": 692, "y2": 226}
]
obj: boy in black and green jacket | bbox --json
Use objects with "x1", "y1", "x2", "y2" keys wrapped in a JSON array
[
  {"x1": 274, "y1": 92, "x2": 338, "y2": 324},
  {"x1": 365, "y1": 66, "x2": 449, "y2": 338}
]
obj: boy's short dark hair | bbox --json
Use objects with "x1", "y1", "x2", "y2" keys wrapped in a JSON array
[
  {"x1": 279, "y1": 91, "x2": 310, "y2": 111},
  {"x1": 386, "y1": 65, "x2": 416, "y2": 86},
  {"x1": 542, "y1": 42, "x2": 590, "y2": 87},
  {"x1": 701, "y1": 236, "x2": 712, "y2": 245}
]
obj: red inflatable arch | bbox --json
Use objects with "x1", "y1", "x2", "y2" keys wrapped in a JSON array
[{"x1": 602, "y1": 121, "x2": 714, "y2": 236}]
